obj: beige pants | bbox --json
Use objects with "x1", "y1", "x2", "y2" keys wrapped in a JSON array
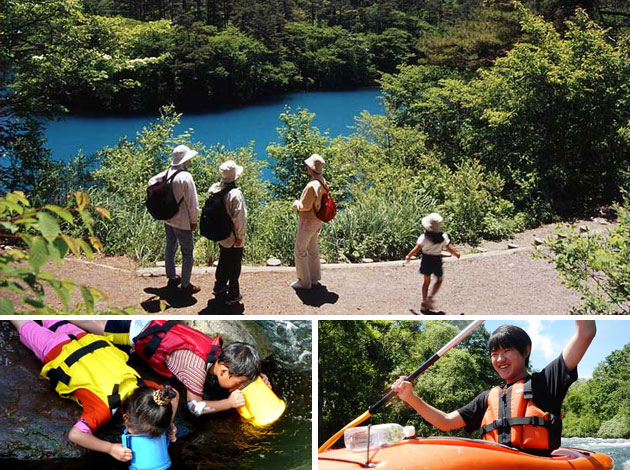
[{"x1": 294, "y1": 217, "x2": 323, "y2": 288}]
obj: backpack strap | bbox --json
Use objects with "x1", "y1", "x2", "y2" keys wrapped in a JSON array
[{"x1": 165, "y1": 169, "x2": 186, "y2": 206}]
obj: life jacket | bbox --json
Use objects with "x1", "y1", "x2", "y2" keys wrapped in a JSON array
[
  {"x1": 40, "y1": 333, "x2": 143, "y2": 416},
  {"x1": 132, "y1": 320, "x2": 223, "y2": 378},
  {"x1": 480, "y1": 377, "x2": 562, "y2": 452}
]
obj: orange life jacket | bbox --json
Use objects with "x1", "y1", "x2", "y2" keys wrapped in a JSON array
[{"x1": 480, "y1": 377, "x2": 561, "y2": 452}]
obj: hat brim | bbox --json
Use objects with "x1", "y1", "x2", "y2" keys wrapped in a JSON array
[{"x1": 172, "y1": 150, "x2": 198, "y2": 166}]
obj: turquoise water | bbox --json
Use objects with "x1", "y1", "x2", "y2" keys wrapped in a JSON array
[
  {"x1": 562, "y1": 437, "x2": 630, "y2": 470},
  {"x1": 44, "y1": 89, "x2": 384, "y2": 169}
]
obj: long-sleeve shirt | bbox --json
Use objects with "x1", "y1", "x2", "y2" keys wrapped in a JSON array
[
  {"x1": 292, "y1": 175, "x2": 326, "y2": 221},
  {"x1": 208, "y1": 182, "x2": 247, "y2": 248},
  {"x1": 149, "y1": 165, "x2": 199, "y2": 231}
]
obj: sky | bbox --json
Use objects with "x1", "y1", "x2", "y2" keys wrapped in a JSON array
[{"x1": 482, "y1": 319, "x2": 630, "y2": 378}]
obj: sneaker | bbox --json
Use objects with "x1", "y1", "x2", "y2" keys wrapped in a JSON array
[
  {"x1": 290, "y1": 280, "x2": 311, "y2": 290},
  {"x1": 225, "y1": 294, "x2": 243, "y2": 305},
  {"x1": 179, "y1": 283, "x2": 201, "y2": 296},
  {"x1": 167, "y1": 276, "x2": 181, "y2": 289}
]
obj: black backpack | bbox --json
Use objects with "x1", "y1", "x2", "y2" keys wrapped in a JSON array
[
  {"x1": 146, "y1": 169, "x2": 186, "y2": 220},
  {"x1": 200, "y1": 184, "x2": 236, "y2": 241}
]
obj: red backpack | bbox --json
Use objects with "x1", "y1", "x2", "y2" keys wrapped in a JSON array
[{"x1": 316, "y1": 183, "x2": 337, "y2": 223}]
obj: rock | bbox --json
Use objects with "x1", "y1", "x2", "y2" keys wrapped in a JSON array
[
  {"x1": 578, "y1": 225, "x2": 589, "y2": 233},
  {"x1": 477, "y1": 247, "x2": 488, "y2": 253},
  {"x1": 533, "y1": 237, "x2": 544, "y2": 246},
  {"x1": 212, "y1": 260, "x2": 219, "y2": 267},
  {"x1": 361, "y1": 258, "x2": 373, "y2": 263},
  {"x1": 320, "y1": 258, "x2": 327, "y2": 265},
  {"x1": 557, "y1": 233, "x2": 568, "y2": 239},
  {"x1": 155, "y1": 260, "x2": 165, "y2": 267},
  {"x1": 410, "y1": 255, "x2": 418, "y2": 260},
  {"x1": 266, "y1": 258, "x2": 282, "y2": 267},
  {"x1": 507, "y1": 243, "x2": 519, "y2": 249},
  {"x1": 441, "y1": 251, "x2": 452, "y2": 258},
  {"x1": 600, "y1": 220, "x2": 610, "y2": 226},
  {"x1": 186, "y1": 321, "x2": 274, "y2": 359}
]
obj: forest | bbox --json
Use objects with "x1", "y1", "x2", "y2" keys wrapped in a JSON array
[
  {"x1": 1, "y1": 0, "x2": 629, "y2": 313},
  {"x1": 318, "y1": 321, "x2": 630, "y2": 444}
]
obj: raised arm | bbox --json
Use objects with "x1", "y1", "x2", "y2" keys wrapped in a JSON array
[{"x1": 562, "y1": 320, "x2": 596, "y2": 371}]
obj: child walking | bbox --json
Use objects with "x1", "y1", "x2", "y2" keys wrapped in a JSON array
[
  {"x1": 10, "y1": 320, "x2": 179, "y2": 462},
  {"x1": 405, "y1": 213, "x2": 460, "y2": 310}
]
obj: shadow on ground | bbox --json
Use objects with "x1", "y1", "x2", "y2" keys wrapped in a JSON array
[
  {"x1": 198, "y1": 298, "x2": 245, "y2": 315},
  {"x1": 142, "y1": 286, "x2": 198, "y2": 312},
  {"x1": 294, "y1": 284, "x2": 339, "y2": 307}
]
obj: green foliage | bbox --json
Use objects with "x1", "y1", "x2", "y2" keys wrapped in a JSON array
[
  {"x1": 382, "y1": 6, "x2": 630, "y2": 218},
  {"x1": 563, "y1": 343, "x2": 630, "y2": 437},
  {"x1": 538, "y1": 201, "x2": 630, "y2": 314},
  {"x1": 0, "y1": 191, "x2": 135, "y2": 314},
  {"x1": 319, "y1": 321, "x2": 494, "y2": 444}
]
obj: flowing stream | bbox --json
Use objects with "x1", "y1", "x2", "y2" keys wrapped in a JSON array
[{"x1": 562, "y1": 437, "x2": 630, "y2": 469}]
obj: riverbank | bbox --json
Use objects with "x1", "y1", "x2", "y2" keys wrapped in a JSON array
[{"x1": 9, "y1": 218, "x2": 611, "y2": 315}]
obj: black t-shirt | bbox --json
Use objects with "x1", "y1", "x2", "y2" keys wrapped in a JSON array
[{"x1": 457, "y1": 354, "x2": 578, "y2": 433}]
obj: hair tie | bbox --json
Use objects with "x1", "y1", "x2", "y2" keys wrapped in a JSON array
[{"x1": 153, "y1": 389, "x2": 169, "y2": 406}]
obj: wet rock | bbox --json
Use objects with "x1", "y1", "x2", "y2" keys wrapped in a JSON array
[{"x1": 186, "y1": 321, "x2": 274, "y2": 359}]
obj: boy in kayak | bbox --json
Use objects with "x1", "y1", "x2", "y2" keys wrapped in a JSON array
[
  {"x1": 69, "y1": 320, "x2": 270, "y2": 417},
  {"x1": 392, "y1": 320, "x2": 596, "y2": 455}
]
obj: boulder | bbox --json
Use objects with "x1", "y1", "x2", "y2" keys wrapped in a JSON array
[{"x1": 185, "y1": 321, "x2": 274, "y2": 359}]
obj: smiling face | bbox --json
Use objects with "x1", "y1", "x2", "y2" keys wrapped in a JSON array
[{"x1": 490, "y1": 345, "x2": 530, "y2": 384}]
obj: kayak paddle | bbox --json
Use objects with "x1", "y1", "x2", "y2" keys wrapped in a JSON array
[{"x1": 318, "y1": 320, "x2": 485, "y2": 453}]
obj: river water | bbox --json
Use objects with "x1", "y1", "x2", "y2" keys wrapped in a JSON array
[
  {"x1": 44, "y1": 89, "x2": 384, "y2": 176},
  {"x1": 0, "y1": 320, "x2": 312, "y2": 470},
  {"x1": 562, "y1": 437, "x2": 630, "y2": 469}
]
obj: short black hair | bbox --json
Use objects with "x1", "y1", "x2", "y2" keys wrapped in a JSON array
[
  {"x1": 218, "y1": 342, "x2": 261, "y2": 380},
  {"x1": 488, "y1": 325, "x2": 532, "y2": 366}
]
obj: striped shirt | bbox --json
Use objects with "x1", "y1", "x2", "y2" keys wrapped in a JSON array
[{"x1": 165, "y1": 349, "x2": 207, "y2": 397}]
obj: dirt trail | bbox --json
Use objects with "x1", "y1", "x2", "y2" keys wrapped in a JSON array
[{"x1": 30, "y1": 219, "x2": 613, "y2": 315}]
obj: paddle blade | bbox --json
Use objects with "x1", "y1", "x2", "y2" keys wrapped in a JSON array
[{"x1": 318, "y1": 410, "x2": 372, "y2": 453}]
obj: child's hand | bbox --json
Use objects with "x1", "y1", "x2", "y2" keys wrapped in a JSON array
[
  {"x1": 109, "y1": 443, "x2": 133, "y2": 462},
  {"x1": 391, "y1": 376, "x2": 415, "y2": 403},
  {"x1": 260, "y1": 373, "x2": 272, "y2": 389},
  {"x1": 228, "y1": 389, "x2": 245, "y2": 409},
  {"x1": 167, "y1": 423, "x2": 178, "y2": 442}
]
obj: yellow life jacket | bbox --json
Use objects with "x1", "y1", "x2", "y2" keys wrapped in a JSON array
[
  {"x1": 480, "y1": 377, "x2": 562, "y2": 452},
  {"x1": 40, "y1": 333, "x2": 143, "y2": 415}
]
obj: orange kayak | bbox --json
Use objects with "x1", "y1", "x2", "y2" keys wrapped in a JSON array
[{"x1": 318, "y1": 437, "x2": 614, "y2": 469}]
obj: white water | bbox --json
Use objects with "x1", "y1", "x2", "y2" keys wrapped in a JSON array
[
  {"x1": 258, "y1": 320, "x2": 312, "y2": 372},
  {"x1": 562, "y1": 437, "x2": 630, "y2": 470}
]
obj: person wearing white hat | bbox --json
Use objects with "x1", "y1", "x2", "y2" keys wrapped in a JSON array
[
  {"x1": 207, "y1": 160, "x2": 247, "y2": 305},
  {"x1": 290, "y1": 153, "x2": 327, "y2": 290},
  {"x1": 148, "y1": 145, "x2": 200, "y2": 296},
  {"x1": 404, "y1": 212, "x2": 460, "y2": 310}
]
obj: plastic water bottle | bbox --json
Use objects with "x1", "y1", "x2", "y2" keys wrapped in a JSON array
[{"x1": 344, "y1": 424, "x2": 415, "y2": 452}]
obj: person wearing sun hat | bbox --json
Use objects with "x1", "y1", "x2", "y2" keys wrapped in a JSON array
[
  {"x1": 290, "y1": 153, "x2": 327, "y2": 290},
  {"x1": 207, "y1": 160, "x2": 247, "y2": 305},
  {"x1": 404, "y1": 212, "x2": 460, "y2": 311},
  {"x1": 148, "y1": 144, "x2": 200, "y2": 296}
]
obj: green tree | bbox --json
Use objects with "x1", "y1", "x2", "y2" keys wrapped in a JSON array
[{"x1": 539, "y1": 201, "x2": 630, "y2": 314}]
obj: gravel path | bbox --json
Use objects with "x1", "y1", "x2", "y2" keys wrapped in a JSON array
[{"x1": 28, "y1": 219, "x2": 614, "y2": 315}]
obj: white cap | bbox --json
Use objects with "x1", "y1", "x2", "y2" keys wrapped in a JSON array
[{"x1": 403, "y1": 425, "x2": 415, "y2": 438}]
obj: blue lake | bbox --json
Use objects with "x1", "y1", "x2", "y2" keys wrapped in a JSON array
[{"x1": 44, "y1": 89, "x2": 384, "y2": 175}]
